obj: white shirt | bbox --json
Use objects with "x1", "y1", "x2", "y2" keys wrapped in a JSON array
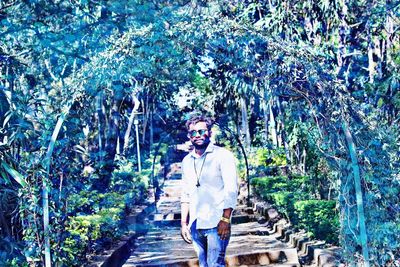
[{"x1": 181, "y1": 143, "x2": 238, "y2": 229}]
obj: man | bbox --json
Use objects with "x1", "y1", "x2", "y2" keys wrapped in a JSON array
[{"x1": 180, "y1": 115, "x2": 238, "y2": 267}]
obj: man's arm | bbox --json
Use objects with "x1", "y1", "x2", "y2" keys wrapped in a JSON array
[
  {"x1": 180, "y1": 202, "x2": 192, "y2": 243},
  {"x1": 181, "y1": 202, "x2": 190, "y2": 225},
  {"x1": 180, "y1": 160, "x2": 192, "y2": 244},
  {"x1": 217, "y1": 207, "x2": 233, "y2": 240},
  {"x1": 222, "y1": 208, "x2": 233, "y2": 220},
  {"x1": 218, "y1": 150, "x2": 239, "y2": 240},
  {"x1": 220, "y1": 150, "x2": 239, "y2": 212}
]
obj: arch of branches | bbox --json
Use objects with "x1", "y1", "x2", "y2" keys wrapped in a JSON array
[
  {"x1": 37, "y1": 29, "x2": 398, "y2": 267},
  {"x1": 1, "y1": 1, "x2": 399, "y2": 267}
]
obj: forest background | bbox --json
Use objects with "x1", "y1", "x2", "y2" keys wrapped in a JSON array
[{"x1": 0, "y1": 0, "x2": 399, "y2": 266}]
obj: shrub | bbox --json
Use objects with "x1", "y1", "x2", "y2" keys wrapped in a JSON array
[
  {"x1": 251, "y1": 176, "x2": 287, "y2": 197},
  {"x1": 287, "y1": 174, "x2": 315, "y2": 196},
  {"x1": 269, "y1": 191, "x2": 295, "y2": 218},
  {"x1": 61, "y1": 157, "x2": 151, "y2": 266},
  {"x1": 111, "y1": 160, "x2": 149, "y2": 194},
  {"x1": 251, "y1": 175, "x2": 321, "y2": 200},
  {"x1": 293, "y1": 200, "x2": 339, "y2": 244},
  {"x1": 62, "y1": 206, "x2": 124, "y2": 265},
  {"x1": 254, "y1": 148, "x2": 287, "y2": 167},
  {"x1": 248, "y1": 148, "x2": 288, "y2": 177},
  {"x1": 111, "y1": 159, "x2": 150, "y2": 212},
  {"x1": 251, "y1": 175, "x2": 339, "y2": 244}
]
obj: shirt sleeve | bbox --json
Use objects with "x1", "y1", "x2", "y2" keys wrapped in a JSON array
[
  {"x1": 181, "y1": 157, "x2": 190, "y2": 203},
  {"x1": 220, "y1": 150, "x2": 238, "y2": 210}
]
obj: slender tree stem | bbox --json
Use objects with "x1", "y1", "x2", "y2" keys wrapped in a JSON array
[
  {"x1": 342, "y1": 120, "x2": 370, "y2": 267},
  {"x1": 43, "y1": 107, "x2": 71, "y2": 267}
]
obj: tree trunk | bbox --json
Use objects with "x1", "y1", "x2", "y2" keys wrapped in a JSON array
[
  {"x1": 337, "y1": 3, "x2": 349, "y2": 84},
  {"x1": 142, "y1": 95, "x2": 149, "y2": 144},
  {"x1": 276, "y1": 97, "x2": 290, "y2": 164},
  {"x1": 240, "y1": 96, "x2": 251, "y2": 149},
  {"x1": 301, "y1": 147, "x2": 307, "y2": 174},
  {"x1": 116, "y1": 132, "x2": 121, "y2": 156},
  {"x1": 367, "y1": 24, "x2": 375, "y2": 83},
  {"x1": 336, "y1": 4, "x2": 370, "y2": 263},
  {"x1": 342, "y1": 120, "x2": 370, "y2": 267},
  {"x1": 123, "y1": 94, "x2": 140, "y2": 155},
  {"x1": 96, "y1": 92, "x2": 105, "y2": 162},
  {"x1": 263, "y1": 98, "x2": 270, "y2": 142},
  {"x1": 385, "y1": 10, "x2": 394, "y2": 66},
  {"x1": 93, "y1": 88, "x2": 123, "y2": 192},
  {"x1": 269, "y1": 99, "x2": 278, "y2": 147},
  {"x1": 149, "y1": 104, "x2": 154, "y2": 152},
  {"x1": 98, "y1": 99, "x2": 121, "y2": 191}
]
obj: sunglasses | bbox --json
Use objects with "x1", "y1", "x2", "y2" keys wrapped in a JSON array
[{"x1": 188, "y1": 129, "x2": 208, "y2": 138}]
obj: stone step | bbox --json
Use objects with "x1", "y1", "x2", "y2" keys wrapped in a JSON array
[
  {"x1": 124, "y1": 218, "x2": 299, "y2": 267},
  {"x1": 168, "y1": 173, "x2": 182, "y2": 180},
  {"x1": 124, "y1": 234, "x2": 196, "y2": 266},
  {"x1": 125, "y1": 249, "x2": 300, "y2": 267},
  {"x1": 161, "y1": 187, "x2": 182, "y2": 198},
  {"x1": 149, "y1": 213, "x2": 181, "y2": 221},
  {"x1": 314, "y1": 246, "x2": 341, "y2": 267},
  {"x1": 226, "y1": 248, "x2": 300, "y2": 266},
  {"x1": 231, "y1": 214, "x2": 258, "y2": 224}
]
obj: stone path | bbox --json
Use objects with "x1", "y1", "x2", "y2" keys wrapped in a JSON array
[{"x1": 122, "y1": 170, "x2": 307, "y2": 267}]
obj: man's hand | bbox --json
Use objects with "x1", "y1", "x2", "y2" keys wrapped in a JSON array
[
  {"x1": 181, "y1": 224, "x2": 192, "y2": 244},
  {"x1": 217, "y1": 220, "x2": 231, "y2": 240}
]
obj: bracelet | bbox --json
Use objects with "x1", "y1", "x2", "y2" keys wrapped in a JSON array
[{"x1": 220, "y1": 217, "x2": 230, "y2": 223}]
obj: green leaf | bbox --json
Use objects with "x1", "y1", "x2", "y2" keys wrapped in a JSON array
[
  {"x1": 1, "y1": 162, "x2": 28, "y2": 187},
  {"x1": 377, "y1": 97, "x2": 384, "y2": 108},
  {"x1": 1, "y1": 171, "x2": 11, "y2": 185}
]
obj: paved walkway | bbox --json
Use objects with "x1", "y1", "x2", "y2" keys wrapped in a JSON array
[{"x1": 122, "y1": 170, "x2": 303, "y2": 267}]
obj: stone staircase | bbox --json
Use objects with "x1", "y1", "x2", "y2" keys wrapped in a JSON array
[{"x1": 108, "y1": 162, "x2": 341, "y2": 267}]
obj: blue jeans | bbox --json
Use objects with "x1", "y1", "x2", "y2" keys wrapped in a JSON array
[{"x1": 190, "y1": 220, "x2": 230, "y2": 267}]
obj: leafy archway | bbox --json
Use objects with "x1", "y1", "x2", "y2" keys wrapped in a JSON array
[{"x1": 0, "y1": 1, "x2": 399, "y2": 266}]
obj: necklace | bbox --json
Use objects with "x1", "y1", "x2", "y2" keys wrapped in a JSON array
[{"x1": 193, "y1": 154, "x2": 207, "y2": 187}]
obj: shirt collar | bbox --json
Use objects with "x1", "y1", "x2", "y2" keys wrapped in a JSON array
[{"x1": 189, "y1": 142, "x2": 215, "y2": 158}]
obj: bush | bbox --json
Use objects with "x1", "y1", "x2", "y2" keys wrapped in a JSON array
[
  {"x1": 248, "y1": 148, "x2": 288, "y2": 177},
  {"x1": 254, "y1": 148, "x2": 287, "y2": 167},
  {"x1": 251, "y1": 175, "x2": 339, "y2": 244},
  {"x1": 251, "y1": 175, "x2": 320, "y2": 200},
  {"x1": 61, "y1": 158, "x2": 151, "y2": 266},
  {"x1": 269, "y1": 191, "x2": 296, "y2": 218},
  {"x1": 293, "y1": 200, "x2": 339, "y2": 244},
  {"x1": 111, "y1": 159, "x2": 150, "y2": 212},
  {"x1": 251, "y1": 176, "x2": 287, "y2": 197},
  {"x1": 111, "y1": 159, "x2": 149, "y2": 194},
  {"x1": 62, "y1": 207, "x2": 124, "y2": 265}
]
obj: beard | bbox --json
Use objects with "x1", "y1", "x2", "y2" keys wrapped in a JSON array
[{"x1": 192, "y1": 139, "x2": 210, "y2": 150}]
